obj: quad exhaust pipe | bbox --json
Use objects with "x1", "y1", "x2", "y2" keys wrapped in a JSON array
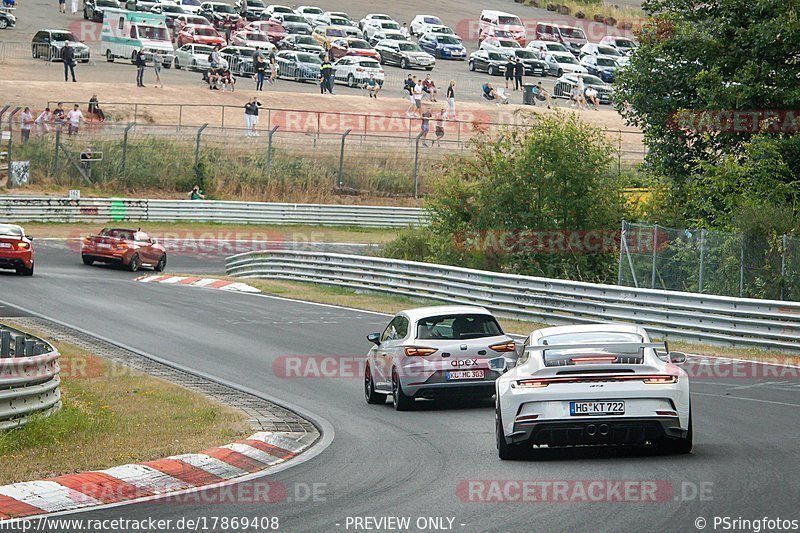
[{"x1": 598, "y1": 424, "x2": 610, "y2": 436}]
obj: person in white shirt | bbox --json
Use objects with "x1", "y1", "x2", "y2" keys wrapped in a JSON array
[
  {"x1": 400, "y1": 23, "x2": 410, "y2": 39},
  {"x1": 35, "y1": 108, "x2": 53, "y2": 134},
  {"x1": 412, "y1": 81, "x2": 424, "y2": 117},
  {"x1": 585, "y1": 86, "x2": 600, "y2": 109},
  {"x1": 66, "y1": 104, "x2": 84, "y2": 135},
  {"x1": 19, "y1": 108, "x2": 33, "y2": 142}
]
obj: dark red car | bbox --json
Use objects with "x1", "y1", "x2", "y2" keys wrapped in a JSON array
[
  {"x1": 244, "y1": 20, "x2": 286, "y2": 44},
  {"x1": 176, "y1": 24, "x2": 227, "y2": 47},
  {"x1": 81, "y1": 228, "x2": 167, "y2": 272},
  {"x1": 0, "y1": 224, "x2": 34, "y2": 276},
  {"x1": 330, "y1": 38, "x2": 381, "y2": 61}
]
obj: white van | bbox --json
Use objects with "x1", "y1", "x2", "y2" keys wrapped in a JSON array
[
  {"x1": 101, "y1": 8, "x2": 175, "y2": 67},
  {"x1": 478, "y1": 10, "x2": 526, "y2": 46}
]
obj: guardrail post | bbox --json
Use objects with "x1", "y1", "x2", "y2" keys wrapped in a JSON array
[
  {"x1": 5, "y1": 106, "x2": 21, "y2": 187},
  {"x1": 650, "y1": 223, "x2": 658, "y2": 289},
  {"x1": 337, "y1": 129, "x2": 351, "y2": 189},
  {"x1": 780, "y1": 233, "x2": 788, "y2": 300},
  {"x1": 265, "y1": 125, "x2": 279, "y2": 179},
  {"x1": 0, "y1": 329, "x2": 10, "y2": 358},
  {"x1": 13, "y1": 334, "x2": 24, "y2": 357},
  {"x1": 413, "y1": 131, "x2": 425, "y2": 199},
  {"x1": 24, "y1": 339, "x2": 35, "y2": 357},
  {"x1": 698, "y1": 228, "x2": 707, "y2": 293},
  {"x1": 121, "y1": 122, "x2": 135, "y2": 174}
]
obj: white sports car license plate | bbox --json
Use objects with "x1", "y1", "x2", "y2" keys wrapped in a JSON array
[
  {"x1": 446, "y1": 370, "x2": 485, "y2": 380},
  {"x1": 0, "y1": 243, "x2": 11, "y2": 248},
  {"x1": 570, "y1": 401, "x2": 625, "y2": 416}
]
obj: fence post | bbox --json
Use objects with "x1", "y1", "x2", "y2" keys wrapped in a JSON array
[
  {"x1": 337, "y1": 129, "x2": 352, "y2": 189},
  {"x1": 133, "y1": 103, "x2": 138, "y2": 123},
  {"x1": 0, "y1": 105, "x2": 9, "y2": 129},
  {"x1": 650, "y1": 223, "x2": 658, "y2": 289},
  {"x1": 617, "y1": 129, "x2": 622, "y2": 177},
  {"x1": 5, "y1": 107, "x2": 21, "y2": 187},
  {"x1": 0, "y1": 329, "x2": 10, "y2": 358},
  {"x1": 618, "y1": 219, "x2": 626, "y2": 285},
  {"x1": 739, "y1": 234, "x2": 745, "y2": 298},
  {"x1": 698, "y1": 228, "x2": 707, "y2": 293},
  {"x1": 195, "y1": 123, "x2": 208, "y2": 187},
  {"x1": 413, "y1": 131, "x2": 425, "y2": 199},
  {"x1": 121, "y1": 122, "x2": 135, "y2": 174},
  {"x1": 53, "y1": 127, "x2": 61, "y2": 175},
  {"x1": 265, "y1": 125, "x2": 279, "y2": 179},
  {"x1": 780, "y1": 233, "x2": 788, "y2": 300}
]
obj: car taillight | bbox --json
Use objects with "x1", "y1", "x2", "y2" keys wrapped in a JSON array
[
  {"x1": 570, "y1": 355, "x2": 617, "y2": 364},
  {"x1": 16, "y1": 241, "x2": 30, "y2": 249},
  {"x1": 643, "y1": 375, "x2": 678, "y2": 384},
  {"x1": 515, "y1": 379, "x2": 549, "y2": 388},
  {"x1": 378, "y1": 69, "x2": 384, "y2": 73},
  {"x1": 404, "y1": 347, "x2": 437, "y2": 357},
  {"x1": 116, "y1": 243, "x2": 127, "y2": 250},
  {"x1": 355, "y1": 67, "x2": 365, "y2": 72},
  {"x1": 490, "y1": 341, "x2": 516, "y2": 353}
]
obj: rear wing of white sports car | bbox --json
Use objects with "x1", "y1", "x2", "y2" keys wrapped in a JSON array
[{"x1": 523, "y1": 342, "x2": 666, "y2": 353}]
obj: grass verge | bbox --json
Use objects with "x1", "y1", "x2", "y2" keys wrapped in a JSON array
[{"x1": 0, "y1": 325, "x2": 250, "y2": 485}]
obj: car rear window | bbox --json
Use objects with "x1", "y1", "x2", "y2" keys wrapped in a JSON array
[
  {"x1": 416, "y1": 314, "x2": 503, "y2": 340},
  {"x1": 0, "y1": 225, "x2": 22, "y2": 237},
  {"x1": 103, "y1": 229, "x2": 135, "y2": 240},
  {"x1": 498, "y1": 16, "x2": 522, "y2": 26}
]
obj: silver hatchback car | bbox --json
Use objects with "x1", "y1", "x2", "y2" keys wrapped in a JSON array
[{"x1": 364, "y1": 305, "x2": 519, "y2": 410}]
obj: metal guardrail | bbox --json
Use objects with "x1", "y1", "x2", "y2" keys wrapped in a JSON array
[
  {"x1": 0, "y1": 196, "x2": 427, "y2": 228},
  {"x1": 225, "y1": 251, "x2": 800, "y2": 352},
  {"x1": 0, "y1": 325, "x2": 62, "y2": 430}
]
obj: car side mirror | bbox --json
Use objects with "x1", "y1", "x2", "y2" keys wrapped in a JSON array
[
  {"x1": 669, "y1": 351, "x2": 687, "y2": 364},
  {"x1": 366, "y1": 332, "x2": 381, "y2": 345},
  {"x1": 150, "y1": 238, "x2": 158, "y2": 245}
]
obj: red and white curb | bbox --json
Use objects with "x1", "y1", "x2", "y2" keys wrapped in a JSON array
[
  {"x1": 0, "y1": 431, "x2": 315, "y2": 519},
  {"x1": 136, "y1": 275, "x2": 261, "y2": 294}
]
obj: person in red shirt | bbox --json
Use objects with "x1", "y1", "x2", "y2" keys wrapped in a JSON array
[{"x1": 422, "y1": 74, "x2": 438, "y2": 102}]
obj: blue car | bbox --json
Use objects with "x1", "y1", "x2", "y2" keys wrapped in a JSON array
[
  {"x1": 417, "y1": 33, "x2": 466, "y2": 60},
  {"x1": 580, "y1": 55, "x2": 619, "y2": 83}
]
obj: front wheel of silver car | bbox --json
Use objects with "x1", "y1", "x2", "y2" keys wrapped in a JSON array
[
  {"x1": 364, "y1": 365, "x2": 386, "y2": 405},
  {"x1": 391, "y1": 369, "x2": 413, "y2": 411}
]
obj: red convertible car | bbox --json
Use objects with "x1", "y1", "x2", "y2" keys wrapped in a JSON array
[
  {"x1": 81, "y1": 228, "x2": 167, "y2": 272},
  {"x1": 0, "y1": 223, "x2": 34, "y2": 276}
]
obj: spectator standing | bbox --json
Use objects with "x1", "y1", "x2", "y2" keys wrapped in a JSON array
[
  {"x1": 422, "y1": 74, "x2": 438, "y2": 101},
  {"x1": 153, "y1": 50, "x2": 164, "y2": 88},
  {"x1": 189, "y1": 185, "x2": 205, "y2": 200},
  {"x1": 412, "y1": 79, "x2": 424, "y2": 117},
  {"x1": 433, "y1": 108, "x2": 446, "y2": 146},
  {"x1": 400, "y1": 22, "x2": 410, "y2": 38},
  {"x1": 445, "y1": 80, "x2": 456, "y2": 119},
  {"x1": 514, "y1": 59, "x2": 524, "y2": 91},
  {"x1": 70, "y1": 0, "x2": 77, "y2": 14},
  {"x1": 19, "y1": 107, "x2": 33, "y2": 143},
  {"x1": 504, "y1": 56, "x2": 515, "y2": 89},
  {"x1": 255, "y1": 56, "x2": 267, "y2": 90},
  {"x1": 134, "y1": 49, "x2": 147, "y2": 87},
  {"x1": 66, "y1": 104, "x2": 84, "y2": 135},
  {"x1": 244, "y1": 97, "x2": 261, "y2": 137},
  {"x1": 268, "y1": 49, "x2": 277, "y2": 85},
  {"x1": 210, "y1": 46, "x2": 222, "y2": 68},
  {"x1": 88, "y1": 94, "x2": 105, "y2": 121},
  {"x1": 320, "y1": 58, "x2": 334, "y2": 94},
  {"x1": 53, "y1": 102, "x2": 66, "y2": 131},
  {"x1": 58, "y1": 0, "x2": 66, "y2": 14},
  {"x1": 35, "y1": 107, "x2": 53, "y2": 134},
  {"x1": 62, "y1": 42, "x2": 76, "y2": 82},
  {"x1": 420, "y1": 108, "x2": 431, "y2": 147},
  {"x1": 404, "y1": 75, "x2": 417, "y2": 116}
]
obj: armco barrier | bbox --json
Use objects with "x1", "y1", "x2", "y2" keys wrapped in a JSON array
[
  {"x1": 226, "y1": 251, "x2": 800, "y2": 352},
  {"x1": 0, "y1": 325, "x2": 61, "y2": 430},
  {"x1": 0, "y1": 196, "x2": 427, "y2": 228}
]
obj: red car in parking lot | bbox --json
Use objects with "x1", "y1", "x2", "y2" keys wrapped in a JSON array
[
  {"x1": 0, "y1": 224, "x2": 34, "y2": 276},
  {"x1": 81, "y1": 228, "x2": 167, "y2": 272},
  {"x1": 330, "y1": 38, "x2": 381, "y2": 61},
  {"x1": 176, "y1": 24, "x2": 227, "y2": 47}
]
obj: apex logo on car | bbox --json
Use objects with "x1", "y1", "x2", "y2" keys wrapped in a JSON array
[{"x1": 450, "y1": 359, "x2": 478, "y2": 367}]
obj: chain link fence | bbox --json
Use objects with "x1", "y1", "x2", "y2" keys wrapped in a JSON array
[{"x1": 619, "y1": 221, "x2": 800, "y2": 301}]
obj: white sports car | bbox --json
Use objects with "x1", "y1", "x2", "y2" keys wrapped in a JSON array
[
  {"x1": 495, "y1": 324, "x2": 691, "y2": 459},
  {"x1": 364, "y1": 306, "x2": 519, "y2": 410}
]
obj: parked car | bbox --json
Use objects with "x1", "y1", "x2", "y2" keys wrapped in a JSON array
[
  {"x1": 479, "y1": 9, "x2": 526, "y2": 45},
  {"x1": 0, "y1": 9, "x2": 16, "y2": 29},
  {"x1": 311, "y1": 25, "x2": 347, "y2": 46},
  {"x1": 363, "y1": 306, "x2": 518, "y2": 410},
  {"x1": 511, "y1": 48, "x2": 547, "y2": 76},
  {"x1": 580, "y1": 55, "x2": 619, "y2": 83},
  {"x1": 495, "y1": 324, "x2": 691, "y2": 459},
  {"x1": 367, "y1": 29, "x2": 404, "y2": 47},
  {"x1": 82, "y1": 228, "x2": 166, "y2": 272},
  {"x1": 535, "y1": 22, "x2": 587, "y2": 56},
  {"x1": 31, "y1": 30, "x2": 91, "y2": 62},
  {"x1": 374, "y1": 39, "x2": 434, "y2": 70},
  {"x1": 198, "y1": 2, "x2": 242, "y2": 31},
  {"x1": 321, "y1": 11, "x2": 355, "y2": 26},
  {"x1": 363, "y1": 19, "x2": 401, "y2": 41},
  {"x1": 276, "y1": 33, "x2": 324, "y2": 54},
  {"x1": 218, "y1": 45, "x2": 257, "y2": 75},
  {"x1": 468, "y1": 49, "x2": 506, "y2": 76},
  {"x1": 275, "y1": 50, "x2": 322, "y2": 81},
  {"x1": 543, "y1": 52, "x2": 587, "y2": 76},
  {"x1": 409, "y1": 14, "x2": 442, "y2": 36},
  {"x1": 125, "y1": 0, "x2": 159, "y2": 12},
  {"x1": 295, "y1": 5, "x2": 324, "y2": 26},
  {"x1": 479, "y1": 36, "x2": 522, "y2": 58},
  {"x1": 244, "y1": 20, "x2": 285, "y2": 43},
  {"x1": 269, "y1": 13, "x2": 311, "y2": 35},
  {"x1": 230, "y1": 29, "x2": 275, "y2": 51},
  {"x1": 579, "y1": 42, "x2": 625, "y2": 61},
  {"x1": 321, "y1": 16, "x2": 359, "y2": 37},
  {"x1": 262, "y1": 4, "x2": 294, "y2": 17},
  {"x1": 599, "y1": 35, "x2": 638, "y2": 56},
  {"x1": 358, "y1": 13, "x2": 394, "y2": 30},
  {"x1": 176, "y1": 23, "x2": 225, "y2": 46},
  {"x1": 417, "y1": 33, "x2": 466, "y2": 60},
  {"x1": 173, "y1": 42, "x2": 214, "y2": 70},
  {"x1": 235, "y1": 0, "x2": 265, "y2": 21},
  {"x1": 552, "y1": 73, "x2": 613, "y2": 104},
  {"x1": 177, "y1": 0, "x2": 201, "y2": 13},
  {"x1": 333, "y1": 56, "x2": 383, "y2": 87},
  {"x1": 526, "y1": 39, "x2": 570, "y2": 58},
  {"x1": 82, "y1": 0, "x2": 121, "y2": 22},
  {"x1": 329, "y1": 37, "x2": 380, "y2": 61},
  {"x1": 152, "y1": 2, "x2": 187, "y2": 29},
  {"x1": 425, "y1": 24, "x2": 461, "y2": 42},
  {"x1": 0, "y1": 224, "x2": 34, "y2": 276},
  {"x1": 172, "y1": 13, "x2": 212, "y2": 35}
]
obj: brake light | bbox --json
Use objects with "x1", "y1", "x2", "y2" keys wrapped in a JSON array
[
  {"x1": 16, "y1": 241, "x2": 30, "y2": 249},
  {"x1": 490, "y1": 341, "x2": 516, "y2": 353},
  {"x1": 570, "y1": 355, "x2": 617, "y2": 364},
  {"x1": 404, "y1": 347, "x2": 437, "y2": 357},
  {"x1": 643, "y1": 375, "x2": 678, "y2": 384},
  {"x1": 515, "y1": 379, "x2": 549, "y2": 388},
  {"x1": 116, "y1": 243, "x2": 128, "y2": 250}
]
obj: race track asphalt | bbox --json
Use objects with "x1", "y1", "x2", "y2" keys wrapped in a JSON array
[{"x1": 1, "y1": 240, "x2": 799, "y2": 532}]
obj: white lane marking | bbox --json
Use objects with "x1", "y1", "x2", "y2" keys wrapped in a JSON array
[
  {"x1": 166, "y1": 454, "x2": 248, "y2": 480},
  {"x1": 692, "y1": 391, "x2": 800, "y2": 408},
  {"x1": 0, "y1": 481, "x2": 101, "y2": 513}
]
